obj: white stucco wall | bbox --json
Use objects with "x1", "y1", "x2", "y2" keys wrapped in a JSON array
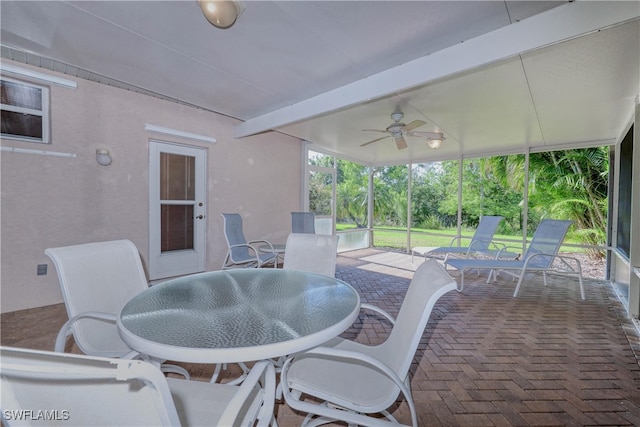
[{"x1": 1, "y1": 61, "x2": 302, "y2": 313}]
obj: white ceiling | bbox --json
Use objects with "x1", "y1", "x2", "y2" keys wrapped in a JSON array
[{"x1": 1, "y1": 1, "x2": 638, "y2": 166}]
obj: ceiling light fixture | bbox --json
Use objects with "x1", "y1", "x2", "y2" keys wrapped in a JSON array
[{"x1": 198, "y1": 0, "x2": 244, "y2": 29}]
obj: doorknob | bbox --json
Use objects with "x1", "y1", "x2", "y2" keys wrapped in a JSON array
[{"x1": 196, "y1": 215, "x2": 205, "y2": 220}]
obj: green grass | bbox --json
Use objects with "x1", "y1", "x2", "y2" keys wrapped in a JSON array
[
  {"x1": 336, "y1": 224, "x2": 583, "y2": 251},
  {"x1": 374, "y1": 226, "x2": 490, "y2": 249}
]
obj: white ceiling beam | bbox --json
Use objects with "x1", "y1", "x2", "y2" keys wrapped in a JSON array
[{"x1": 235, "y1": 1, "x2": 639, "y2": 138}]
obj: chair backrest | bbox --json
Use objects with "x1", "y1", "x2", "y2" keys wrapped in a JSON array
[
  {"x1": 379, "y1": 259, "x2": 457, "y2": 378},
  {"x1": 0, "y1": 346, "x2": 180, "y2": 426},
  {"x1": 291, "y1": 212, "x2": 315, "y2": 234},
  {"x1": 45, "y1": 240, "x2": 149, "y2": 357},
  {"x1": 283, "y1": 233, "x2": 339, "y2": 277},
  {"x1": 221, "y1": 213, "x2": 251, "y2": 261},
  {"x1": 523, "y1": 219, "x2": 573, "y2": 268},
  {"x1": 470, "y1": 215, "x2": 503, "y2": 250}
]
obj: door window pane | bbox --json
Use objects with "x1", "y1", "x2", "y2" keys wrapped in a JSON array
[
  {"x1": 160, "y1": 152, "x2": 196, "y2": 253},
  {"x1": 160, "y1": 153, "x2": 195, "y2": 200},
  {"x1": 161, "y1": 205, "x2": 194, "y2": 252}
]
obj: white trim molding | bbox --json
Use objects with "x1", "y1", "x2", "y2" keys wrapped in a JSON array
[
  {"x1": 144, "y1": 124, "x2": 216, "y2": 144},
  {"x1": 1, "y1": 146, "x2": 77, "y2": 158},
  {"x1": 0, "y1": 64, "x2": 77, "y2": 89}
]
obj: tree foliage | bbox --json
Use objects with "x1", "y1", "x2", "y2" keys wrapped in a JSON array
[{"x1": 311, "y1": 147, "x2": 609, "y2": 258}]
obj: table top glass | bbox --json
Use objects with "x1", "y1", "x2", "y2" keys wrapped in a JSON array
[{"x1": 118, "y1": 269, "x2": 360, "y2": 363}]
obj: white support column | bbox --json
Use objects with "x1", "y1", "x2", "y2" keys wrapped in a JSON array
[
  {"x1": 407, "y1": 163, "x2": 412, "y2": 253},
  {"x1": 457, "y1": 159, "x2": 463, "y2": 241},
  {"x1": 629, "y1": 100, "x2": 640, "y2": 318},
  {"x1": 523, "y1": 151, "x2": 531, "y2": 252},
  {"x1": 302, "y1": 142, "x2": 310, "y2": 210},
  {"x1": 368, "y1": 167, "x2": 374, "y2": 248}
]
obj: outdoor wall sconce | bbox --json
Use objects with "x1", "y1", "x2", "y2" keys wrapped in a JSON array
[{"x1": 96, "y1": 149, "x2": 112, "y2": 166}]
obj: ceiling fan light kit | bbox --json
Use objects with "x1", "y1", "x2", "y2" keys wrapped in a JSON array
[
  {"x1": 427, "y1": 138, "x2": 442, "y2": 149},
  {"x1": 198, "y1": 0, "x2": 244, "y2": 29}
]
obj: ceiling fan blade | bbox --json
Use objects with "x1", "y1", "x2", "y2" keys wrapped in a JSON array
[
  {"x1": 406, "y1": 131, "x2": 444, "y2": 139},
  {"x1": 402, "y1": 120, "x2": 426, "y2": 132},
  {"x1": 395, "y1": 136, "x2": 408, "y2": 150},
  {"x1": 361, "y1": 129, "x2": 388, "y2": 133},
  {"x1": 360, "y1": 135, "x2": 391, "y2": 147}
]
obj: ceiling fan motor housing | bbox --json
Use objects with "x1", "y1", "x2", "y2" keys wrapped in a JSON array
[{"x1": 386, "y1": 122, "x2": 405, "y2": 133}]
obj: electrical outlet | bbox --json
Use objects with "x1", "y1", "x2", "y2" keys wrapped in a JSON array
[{"x1": 37, "y1": 264, "x2": 47, "y2": 276}]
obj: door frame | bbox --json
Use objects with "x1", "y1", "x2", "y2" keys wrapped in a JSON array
[{"x1": 148, "y1": 140, "x2": 207, "y2": 280}]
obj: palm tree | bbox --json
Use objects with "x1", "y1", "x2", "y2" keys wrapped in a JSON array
[{"x1": 483, "y1": 148, "x2": 608, "y2": 258}]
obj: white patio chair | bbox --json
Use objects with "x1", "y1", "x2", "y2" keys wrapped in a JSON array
[
  {"x1": 280, "y1": 259, "x2": 457, "y2": 427},
  {"x1": 283, "y1": 233, "x2": 339, "y2": 277},
  {"x1": 445, "y1": 219, "x2": 584, "y2": 298},
  {"x1": 412, "y1": 215, "x2": 505, "y2": 262},
  {"x1": 0, "y1": 346, "x2": 275, "y2": 427},
  {"x1": 45, "y1": 239, "x2": 189, "y2": 379},
  {"x1": 291, "y1": 211, "x2": 316, "y2": 234},
  {"x1": 221, "y1": 213, "x2": 277, "y2": 269}
]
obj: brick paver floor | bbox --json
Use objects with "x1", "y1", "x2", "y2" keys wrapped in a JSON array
[{"x1": 2, "y1": 247, "x2": 639, "y2": 426}]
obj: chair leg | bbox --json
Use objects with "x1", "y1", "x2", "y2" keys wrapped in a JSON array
[
  {"x1": 210, "y1": 363, "x2": 223, "y2": 383},
  {"x1": 578, "y1": 274, "x2": 585, "y2": 300},
  {"x1": 486, "y1": 269, "x2": 498, "y2": 283},
  {"x1": 209, "y1": 362, "x2": 250, "y2": 384},
  {"x1": 512, "y1": 271, "x2": 526, "y2": 297},
  {"x1": 457, "y1": 270, "x2": 465, "y2": 292},
  {"x1": 224, "y1": 362, "x2": 250, "y2": 385},
  {"x1": 160, "y1": 363, "x2": 190, "y2": 379}
]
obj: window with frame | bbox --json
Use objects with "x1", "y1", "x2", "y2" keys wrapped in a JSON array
[{"x1": 1, "y1": 77, "x2": 50, "y2": 144}]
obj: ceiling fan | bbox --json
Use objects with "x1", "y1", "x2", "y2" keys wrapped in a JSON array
[{"x1": 360, "y1": 110, "x2": 444, "y2": 150}]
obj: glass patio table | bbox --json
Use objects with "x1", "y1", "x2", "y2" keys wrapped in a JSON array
[{"x1": 117, "y1": 269, "x2": 360, "y2": 364}]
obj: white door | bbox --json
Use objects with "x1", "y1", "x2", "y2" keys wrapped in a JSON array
[{"x1": 149, "y1": 141, "x2": 207, "y2": 280}]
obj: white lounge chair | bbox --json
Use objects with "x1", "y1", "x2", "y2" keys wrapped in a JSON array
[
  {"x1": 0, "y1": 346, "x2": 275, "y2": 427},
  {"x1": 45, "y1": 239, "x2": 189, "y2": 379},
  {"x1": 445, "y1": 219, "x2": 584, "y2": 298},
  {"x1": 283, "y1": 233, "x2": 339, "y2": 277},
  {"x1": 412, "y1": 215, "x2": 505, "y2": 262},
  {"x1": 280, "y1": 259, "x2": 457, "y2": 427},
  {"x1": 221, "y1": 213, "x2": 278, "y2": 269}
]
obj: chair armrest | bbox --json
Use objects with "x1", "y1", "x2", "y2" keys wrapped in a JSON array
[
  {"x1": 467, "y1": 239, "x2": 506, "y2": 251},
  {"x1": 228, "y1": 243, "x2": 261, "y2": 258},
  {"x1": 495, "y1": 246, "x2": 522, "y2": 260},
  {"x1": 55, "y1": 312, "x2": 114, "y2": 352},
  {"x1": 248, "y1": 240, "x2": 274, "y2": 252},
  {"x1": 281, "y1": 347, "x2": 417, "y2": 427},
  {"x1": 218, "y1": 360, "x2": 276, "y2": 427},
  {"x1": 448, "y1": 235, "x2": 470, "y2": 247},
  {"x1": 54, "y1": 312, "x2": 137, "y2": 359},
  {"x1": 466, "y1": 240, "x2": 516, "y2": 259},
  {"x1": 360, "y1": 303, "x2": 396, "y2": 326},
  {"x1": 554, "y1": 254, "x2": 583, "y2": 273},
  {"x1": 523, "y1": 253, "x2": 582, "y2": 274}
]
